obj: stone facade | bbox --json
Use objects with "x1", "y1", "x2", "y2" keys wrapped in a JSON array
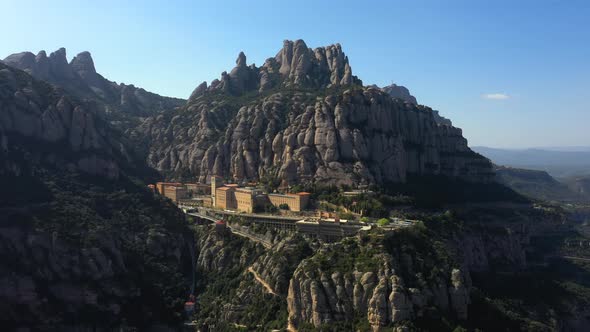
[
  {"x1": 234, "y1": 188, "x2": 260, "y2": 213},
  {"x1": 268, "y1": 192, "x2": 310, "y2": 212},
  {"x1": 215, "y1": 186, "x2": 236, "y2": 210},
  {"x1": 211, "y1": 176, "x2": 223, "y2": 207},
  {"x1": 214, "y1": 186, "x2": 263, "y2": 213},
  {"x1": 185, "y1": 183, "x2": 211, "y2": 195},
  {"x1": 156, "y1": 182, "x2": 183, "y2": 195},
  {"x1": 164, "y1": 185, "x2": 188, "y2": 202}
]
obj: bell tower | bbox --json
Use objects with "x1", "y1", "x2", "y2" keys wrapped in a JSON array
[{"x1": 211, "y1": 175, "x2": 222, "y2": 207}]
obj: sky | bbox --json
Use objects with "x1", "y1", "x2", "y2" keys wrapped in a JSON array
[{"x1": 1, "y1": 0, "x2": 589, "y2": 148}]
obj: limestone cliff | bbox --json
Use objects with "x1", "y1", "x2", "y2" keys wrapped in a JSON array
[
  {"x1": 380, "y1": 83, "x2": 417, "y2": 105},
  {"x1": 138, "y1": 39, "x2": 493, "y2": 185},
  {"x1": 286, "y1": 229, "x2": 471, "y2": 330},
  {"x1": 190, "y1": 206, "x2": 582, "y2": 331},
  {"x1": 0, "y1": 63, "x2": 134, "y2": 178}
]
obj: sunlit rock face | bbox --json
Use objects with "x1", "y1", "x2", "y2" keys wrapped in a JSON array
[{"x1": 139, "y1": 40, "x2": 493, "y2": 185}]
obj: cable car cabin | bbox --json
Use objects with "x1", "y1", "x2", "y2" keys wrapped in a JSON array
[
  {"x1": 184, "y1": 301, "x2": 195, "y2": 316},
  {"x1": 215, "y1": 220, "x2": 226, "y2": 233},
  {"x1": 184, "y1": 300, "x2": 195, "y2": 316}
]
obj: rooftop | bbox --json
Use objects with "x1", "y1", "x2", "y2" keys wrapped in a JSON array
[
  {"x1": 156, "y1": 182, "x2": 183, "y2": 185},
  {"x1": 236, "y1": 187, "x2": 257, "y2": 192},
  {"x1": 269, "y1": 193, "x2": 301, "y2": 198},
  {"x1": 166, "y1": 186, "x2": 186, "y2": 190}
]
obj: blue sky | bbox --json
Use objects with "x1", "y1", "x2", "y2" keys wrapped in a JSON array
[{"x1": 1, "y1": 0, "x2": 589, "y2": 148}]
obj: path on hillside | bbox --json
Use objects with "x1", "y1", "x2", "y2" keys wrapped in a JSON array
[{"x1": 247, "y1": 266, "x2": 277, "y2": 295}]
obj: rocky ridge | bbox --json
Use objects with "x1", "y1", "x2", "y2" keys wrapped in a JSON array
[
  {"x1": 0, "y1": 62, "x2": 132, "y2": 178},
  {"x1": 189, "y1": 39, "x2": 361, "y2": 100},
  {"x1": 190, "y1": 211, "x2": 553, "y2": 331},
  {"x1": 140, "y1": 39, "x2": 493, "y2": 185},
  {"x1": 0, "y1": 62, "x2": 191, "y2": 329},
  {"x1": 379, "y1": 83, "x2": 452, "y2": 126},
  {"x1": 380, "y1": 83, "x2": 417, "y2": 105},
  {"x1": 286, "y1": 229, "x2": 472, "y2": 330},
  {"x1": 3, "y1": 48, "x2": 185, "y2": 118},
  {"x1": 0, "y1": 214, "x2": 189, "y2": 329}
]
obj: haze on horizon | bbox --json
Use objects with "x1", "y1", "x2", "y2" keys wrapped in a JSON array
[{"x1": 1, "y1": 0, "x2": 588, "y2": 148}]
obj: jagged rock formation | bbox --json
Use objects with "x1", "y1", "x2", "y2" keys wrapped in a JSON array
[
  {"x1": 191, "y1": 205, "x2": 580, "y2": 331},
  {"x1": 3, "y1": 48, "x2": 184, "y2": 117},
  {"x1": 195, "y1": 225, "x2": 266, "y2": 273},
  {"x1": 140, "y1": 39, "x2": 493, "y2": 185},
  {"x1": 0, "y1": 63, "x2": 191, "y2": 329},
  {"x1": 0, "y1": 216, "x2": 189, "y2": 329},
  {"x1": 188, "y1": 40, "x2": 362, "y2": 101},
  {"x1": 380, "y1": 83, "x2": 417, "y2": 104},
  {"x1": 379, "y1": 83, "x2": 452, "y2": 126},
  {"x1": 431, "y1": 110, "x2": 453, "y2": 126},
  {"x1": 286, "y1": 230, "x2": 472, "y2": 330},
  {"x1": 192, "y1": 225, "x2": 288, "y2": 329},
  {"x1": 0, "y1": 63, "x2": 133, "y2": 178}
]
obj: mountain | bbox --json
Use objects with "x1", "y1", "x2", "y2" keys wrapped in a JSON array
[
  {"x1": 378, "y1": 83, "x2": 452, "y2": 126},
  {"x1": 138, "y1": 39, "x2": 493, "y2": 186},
  {"x1": 3, "y1": 40, "x2": 590, "y2": 332},
  {"x1": 494, "y1": 166, "x2": 583, "y2": 202},
  {"x1": 188, "y1": 202, "x2": 590, "y2": 331},
  {"x1": 0, "y1": 62, "x2": 191, "y2": 329},
  {"x1": 380, "y1": 83, "x2": 417, "y2": 104},
  {"x1": 2, "y1": 48, "x2": 185, "y2": 120},
  {"x1": 563, "y1": 175, "x2": 590, "y2": 198},
  {"x1": 473, "y1": 146, "x2": 590, "y2": 178}
]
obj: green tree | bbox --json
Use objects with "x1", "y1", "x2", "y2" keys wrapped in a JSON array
[
  {"x1": 377, "y1": 218, "x2": 390, "y2": 226},
  {"x1": 339, "y1": 212, "x2": 355, "y2": 220}
]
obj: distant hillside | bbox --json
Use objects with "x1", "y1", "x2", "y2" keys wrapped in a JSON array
[
  {"x1": 562, "y1": 175, "x2": 590, "y2": 198},
  {"x1": 494, "y1": 166, "x2": 583, "y2": 202},
  {"x1": 473, "y1": 146, "x2": 590, "y2": 178}
]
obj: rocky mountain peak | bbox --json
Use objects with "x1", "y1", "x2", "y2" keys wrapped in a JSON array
[
  {"x1": 381, "y1": 83, "x2": 418, "y2": 104},
  {"x1": 273, "y1": 39, "x2": 358, "y2": 88},
  {"x1": 49, "y1": 47, "x2": 67, "y2": 62},
  {"x1": 197, "y1": 39, "x2": 362, "y2": 99},
  {"x1": 46, "y1": 47, "x2": 75, "y2": 81},
  {"x1": 35, "y1": 50, "x2": 47, "y2": 60},
  {"x1": 3, "y1": 47, "x2": 185, "y2": 118},
  {"x1": 378, "y1": 83, "x2": 452, "y2": 125},
  {"x1": 189, "y1": 81, "x2": 208, "y2": 101},
  {"x1": 70, "y1": 51, "x2": 97, "y2": 75},
  {"x1": 236, "y1": 51, "x2": 247, "y2": 67},
  {"x1": 3, "y1": 52, "x2": 35, "y2": 68}
]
